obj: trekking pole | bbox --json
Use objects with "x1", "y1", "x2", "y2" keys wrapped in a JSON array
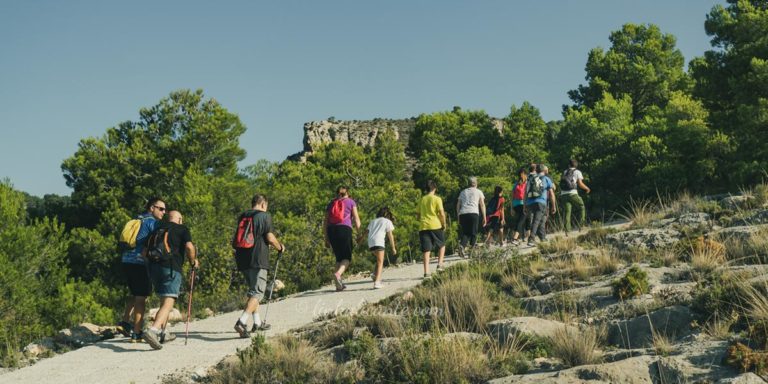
[
  {"x1": 261, "y1": 250, "x2": 283, "y2": 330},
  {"x1": 184, "y1": 267, "x2": 197, "y2": 346}
]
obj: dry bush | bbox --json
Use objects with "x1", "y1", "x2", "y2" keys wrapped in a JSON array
[
  {"x1": 356, "y1": 314, "x2": 405, "y2": 338},
  {"x1": 549, "y1": 325, "x2": 604, "y2": 367},
  {"x1": 702, "y1": 312, "x2": 737, "y2": 340},
  {"x1": 210, "y1": 335, "x2": 358, "y2": 384},
  {"x1": 383, "y1": 334, "x2": 492, "y2": 383},
  {"x1": 721, "y1": 227, "x2": 768, "y2": 264},
  {"x1": 312, "y1": 315, "x2": 356, "y2": 348}
]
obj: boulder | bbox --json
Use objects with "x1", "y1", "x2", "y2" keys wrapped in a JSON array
[
  {"x1": 718, "y1": 373, "x2": 766, "y2": 384},
  {"x1": 715, "y1": 224, "x2": 768, "y2": 243},
  {"x1": 488, "y1": 355, "x2": 658, "y2": 384},
  {"x1": 55, "y1": 323, "x2": 103, "y2": 346},
  {"x1": 606, "y1": 228, "x2": 681, "y2": 250},
  {"x1": 148, "y1": 308, "x2": 183, "y2": 322},
  {"x1": 22, "y1": 337, "x2": 55, "y2": 358},
  {"x1": 607, "y1": 306, "x2": 694, "y2": 348},
  {"x1": 720, "y1": 195, "x2": 755, "y2": 210},
  {"x1": 731, "y1": 209, "x2": 768, "y2": 227},
  {"x1": 677, "y1": 213, "x2": 712, "y2": 229},
  {"x1": 487, "y1": 317, "x2": 578, "y2": 343}
]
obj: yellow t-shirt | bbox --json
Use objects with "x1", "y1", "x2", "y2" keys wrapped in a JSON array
[{"x1": 418, "y1": 194, "x2": 444, "y2": 231}]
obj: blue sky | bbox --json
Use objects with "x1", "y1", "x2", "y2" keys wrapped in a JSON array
[{"x1": 0, "y1": 1, "x2": 723, "y2": 196}]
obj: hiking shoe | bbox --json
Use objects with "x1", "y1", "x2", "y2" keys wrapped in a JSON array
[
  {"x1": 511, "y1": 240, "x2": 520, "y2": 246},
  {"x1": 373, "y1": 282, "x2": 383, "y2": 289},
  {"x1": 458, "y1": 246, "x2": 465, "y2": 258},
  {"x1": 423, "y1": 273, "x2": 431, "y2": 279},
  {"x1": 117, "y1": 321, "x2": 132, "y2": 337},
  {"x1": 251, "y1": 323, "x2": 271, "y2": 332},
  {"x1": 160, "y1": 330, "x2": 176, "y2": 344},
  {"x1": 234, "y1": 320, "x2": 250, "y2": 338},
  {"x1": 130, "y1": 331, "x2": 143, "y2": 343},
  {"x1": 436, "y1": 265, "x2": 445, "y2": 272},
  {"x1": 527, "y1": 240, "x2": 536, "y2": 247},
  {"x1": 142, "y1": 328, "x2": 163, "y2": 350},
  {"x1": 333, "y1": 273, "x2": 344, "y2": 291}
]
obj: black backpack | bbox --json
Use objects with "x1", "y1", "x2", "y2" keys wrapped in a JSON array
[
  {"x1": 144, "y1": 227, "x2": 173, "y2": 263},
  {"x1": 560, "y1": 168, "x2": 578, "y2": 191}
]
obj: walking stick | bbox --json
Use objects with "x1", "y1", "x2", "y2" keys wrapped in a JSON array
[
  {"x1": 185, "y1": 268, "x2": 196, "y2": 346},
  {"x1": 260, "y1": 251, "x2": 283, "y2": 330}
]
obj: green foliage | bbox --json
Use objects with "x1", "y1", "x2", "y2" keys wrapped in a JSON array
[
  {"x1": 611, "y1": 265, "x2": 650, "y2": 299},
  {"x1": 691, "y1": 0, "x2": 768, "y2": 185}
]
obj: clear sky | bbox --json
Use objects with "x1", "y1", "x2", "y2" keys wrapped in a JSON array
[{"x1": 0, "y1": 1, "x2": 723, "y2": 196}]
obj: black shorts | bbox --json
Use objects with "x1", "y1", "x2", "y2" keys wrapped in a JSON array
[
  {"x1": 486, "y1": 216, "x2": 502, "y2": 231},
  {"x1": 327, "y1": 225, "x2": 353, "y2": 262},
  {"x1": 369, "y1": 246, "x2": 385, "y2": 252},
  {"x1": 419, "y1": 229, "x2": 445, "y2": 252},
  {"x1": 123, "y1": 263, "x2": 151, "y2": 297}
]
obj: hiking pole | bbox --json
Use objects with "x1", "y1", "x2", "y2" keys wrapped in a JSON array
[
  {"x1": 185, "y1": 267, "x2": 197, "y2": 346},
  {"x1": 260, "y1": 250, "x2": 283, "y2": 330}
]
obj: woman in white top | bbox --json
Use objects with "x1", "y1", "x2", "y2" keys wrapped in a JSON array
[{"x1": 360, "y1": 207, "x2": 397, "y2": 289}]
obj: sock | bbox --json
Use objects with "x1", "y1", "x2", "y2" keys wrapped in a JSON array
[
  {"x1": 238, "y1": 312, "x2": 249, "y2": 325},
  {"x1": 253, "y1": 313, "x2": 262, "y2": 326},
  {"x1": 150, "y1": 327, "x2": 161, "y2": 333}
]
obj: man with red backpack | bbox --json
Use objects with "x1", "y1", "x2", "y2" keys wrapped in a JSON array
[
  {"x1": 232, "y1": 194, "x2": 285, "y2": 338},
  {"x1": 324, "y1": 186, "x2": 361, "y2": 291}
]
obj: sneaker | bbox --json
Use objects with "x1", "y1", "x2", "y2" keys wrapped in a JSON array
[
  {"x1": 333, "y1": 273, "x2": 344, "y2": 291},
  {"x1": 117, "y1": 321, "x2": 132, "y2": 337},
  {"x1": 458, "y1": 245, "x2": 465, "y2": 258},
  {"x1": 160, "y1": 330, "x2": 176, "y2": 344},
  {"x1": 511, "y1": 240, "x2": 520, "y2": 246},
  {"x1": 423, "y1": 273, "x2": 431, "y2": 279},
  {"x1": 142, "y1": 328, "x2": 163, "y2": 350},
  {"x1": 373, "y1": 282, "x2": 383, "y2": 289},
  {"x1": 130, "y1": 331, "x2": 143, "y2": 343},
  {"x1": 337, "y1": 283, "x2": 347, "y2": 292},
  {"x1": 251, "y1": 323, "x2": 271, "y2": 332},
  {"x1": 234, "y1": 320, "x2": 250, "y2": 338},
  {"x1": 527, "y1": 240, "x2": 536, "y2": 247},
  {"x1": 436, "y1": 265, "x2": 445, "y2": 272}
]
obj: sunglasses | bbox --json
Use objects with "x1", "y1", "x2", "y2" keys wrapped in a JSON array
[{"x1": 153, "y1": 206, "x2": 166, "y2": 212}]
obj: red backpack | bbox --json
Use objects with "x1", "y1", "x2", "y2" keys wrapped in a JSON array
[
  {"x1": 232, "y1": 214, "x2": 255, "y2": 249},
  {"x1": 513, "y1": 182, "x2": 526, "y2": 200},
  {"x1": 327, "y1": 198, "x2": 346, "y2": 225}
]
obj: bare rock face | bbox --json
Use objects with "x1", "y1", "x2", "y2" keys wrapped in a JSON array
[
  {"x1": 715, "y1": 224, "x2": 768, "y2": 243},
  {"x1": 488, "y1": 355, "x2": 659, "y2": 384},
  {"x1": 23, "y1": 337, "x2": 55, "y2": 358},
  {"x1": 606, "y1": 228, "x2": 681, "y2": 250},
  {"x1": 301, "y1": 119, "x2": 416, "y2": 155},
  {"x1": 54, "y1": 323, "x2": 105, "y2": 346},
  {"x1": 719, "y1": 195, "x2": 755, "y2": 210},
  {"x1": 148, "y1": 308, "x2": 184, "y2": 323},
  {"x1": 606, "y1": 305, "x2": 694, "y2": 348},
  {"x1": 487, "y1": 317, "x2": 578, "y2": 343}
]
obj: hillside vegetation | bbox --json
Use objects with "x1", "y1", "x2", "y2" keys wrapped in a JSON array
[{"x1": 2, "y1": 0, "x2": 767, "y2": 368}]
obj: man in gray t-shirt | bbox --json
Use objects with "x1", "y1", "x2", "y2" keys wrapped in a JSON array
[{"x1": 456, "y1": 176, "x2": 486, "y2": 257}]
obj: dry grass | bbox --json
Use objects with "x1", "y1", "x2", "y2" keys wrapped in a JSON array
[
  {"x1": 538, "y1": 237, "x2": 578, "y2": 255},
  {"x1": 356, "y1": 314, "x2": 405, "y2": 338},
  {"x1": 385, "y1": 334, "x2": 491, "y2": 383},
  {"x1": 702, "y1": 313, "x2": 736, "y2": 340},
  {"x1": 721, "y1": 227, "x2": 768, "y2": 264},
  {"x1": 549, "y1": 325, "x2": 604, "y2": 367},
  {"x1": 621, "y1": 198, "x2": 662, "y2": 228},
  {"x1": 500, "y1": 271, "x2": 532, "y2": 298},
  {"x1": 594, "y1": 249, "x2": 621, "y2": 275},
  {"x1": 652, "y1": 331, "x2": 675, "y2": 356},
  {"x1": 690, "y1": 239, "x2": 727, "y2": 275}
]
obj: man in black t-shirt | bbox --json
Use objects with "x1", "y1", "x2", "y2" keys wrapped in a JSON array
[
  {"x1": 142, "y1": 210, "x2": 199, "y2": 350},
  {"x1": 233, "y1": 194, "x2": 285, "y2": 338}
]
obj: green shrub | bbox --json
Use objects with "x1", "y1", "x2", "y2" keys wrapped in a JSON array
[
  {"x1": 612, "y1": 266, "x2": 650, "y2": 299},
  {"x1": 577, "y1": 226, "x2": 618, "y2": 247}
]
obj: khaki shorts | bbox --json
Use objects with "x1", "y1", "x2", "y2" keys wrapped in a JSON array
[{"x1": 242, "y1": 268, "x2": 268, "y2": 300}]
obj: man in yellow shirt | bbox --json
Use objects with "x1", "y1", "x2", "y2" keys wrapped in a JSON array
[{"x1": 416, "y1": 180, "x2": 447, "y2": 278}]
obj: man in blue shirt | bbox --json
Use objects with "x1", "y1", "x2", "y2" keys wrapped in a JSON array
[
  {"x1": 525, "y1": 164, "x2": 557, "y2": 246},
  {"x1": 117, "y1": 197, "x2": 166, "y2": 342}
]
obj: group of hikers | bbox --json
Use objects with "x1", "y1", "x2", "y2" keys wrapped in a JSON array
[{"x1": 116, "y1": 159, "x2": 590, "y2": 348}]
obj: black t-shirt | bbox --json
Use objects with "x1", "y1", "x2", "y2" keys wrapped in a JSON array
[
  {"x1": 154, "y1": 221, "x2": 193, "y2": 272},
  {"x1": 234, "y1": 210, "x2": 274, "y2": 271}
]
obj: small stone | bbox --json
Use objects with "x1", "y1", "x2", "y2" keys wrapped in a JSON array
[{"x1": 402, "y1": 291, "x2": 414, "y2": 301}]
